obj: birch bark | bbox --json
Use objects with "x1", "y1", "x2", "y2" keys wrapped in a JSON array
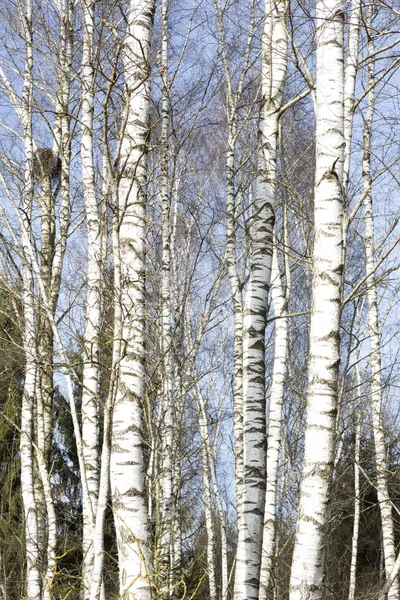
[
  {"x1": 37, "y1": 172, "x2": 55, "y2": 461},
  {"x1": 259, "y1": 248, "x2": 288, "y2": 600},
  {"x1": 109, "y1": 0, "x2": 155, "y2": 596},
  {"x1": 343, "y1": 0, "x2": 361, "y2": 193},
  {"x1": 234, "y1": 0, "x2": 287, "y2": 596},
  {"x1": 89, "y1": 156, "x2": 115, "y2": 600},
  {"x1": 222, "y1": 50, "x2": 244, "y2": 538},
  {"x1": 159, "y1": 0, "x2": 175, "y2": 584},
  {"x1": 20, "y1": 1, "x2": 41, "y2": 596},
  {"x1": 21, "y1": 282, "x2": 41, "y2": 600},
  {"x1": 170, "y1": 196, "x2": 185, "y2": 581},
  {"x1": 80, "y1": 1, "x2": 102, "y2": 595},
  {"x1": 362, "y1": 23, "x2": 399, "y2": 597},
  {"x1": 289, "y1": 0, "x2": 345, "y2": 597},
  {"x1": 209, "y1": 444, "x2": 229, "y2": 600},
  {"x1": 50, "y1": 0, "x2": 73, "y2": 316},
  {"x1": 197, "y1": 398, "x2": 218, "y2": 600},
  {"x1": 35, "y1": 446, "x2": 57, "y2": 600},
  {"x1": 35, "y1": 156, "x2": 57, "y2": 600},
  {"x1": 348, "y1": 364, "x2": 361, "y2": 600}
]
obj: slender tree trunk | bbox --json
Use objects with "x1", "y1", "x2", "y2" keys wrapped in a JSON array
[
  {"x1": 21, "y1": 258, "x2": 41, "y2": 600},
  {"x1": 289, "y1": 0, "x2": 345, "y2": 597},
  {"x1": 216, "y1": 0, "x2": 256, "y2": 569},
  {"x1": 225, "y1": 129, "x2": 244, "y2": 525},
  {"x1": 90, "y1": 174, "x2": 119, "y2": 600},
  {"x1": 35, "y1": 446, "x2": 57, "y2": 600},
  {"x1": 50, "y1": 0, "x2": 73, "y2": 314},
  {"x1": 20, "y1": 1, "x2": 41, "y2": 597},
  {"x1": 170, "y1": 204, "x2": 184, "y2": 583},
  {"x1": 159, "y1": 0, "x2": 175, "y2": 585},
  {"x1": 35, "y1": 161, "x2": 59, "y2": 600},
  {"x1": 21, "y1": 275, "x2": 41, "y2": 600},
  {"x1": 35, "y1": 173, "x2": 55, "y2": 596},
  {"x1": 348, "y1": 365, "x2": 361, "y2": 600},
  {"x1": 343, "y1": 0, "x2": 361, "y2": 193},
  {"x1": 80, "y1": 1, "x2": 102, "y2": 595},
  {"x1": 259, "y1": 248, "x2": 288, "y2": 600},
  {"x1": 234, "y1": 0, "x2": 287, "y2": 596},
  {"x1": 362, "y1": 20, "x2": 399, "y2": 598},
  {"x1": 197, "y1": 395, "x2": 218, "y2": 600},
  {"x1": 207, "y1": 412, "x2": 229, "y2": 600},
  {"x1": 216, "y1": 0, "x2": 255, "y2": 535},
  {"x1": 109, "y1": 0, "x2": 155, "y2": 596},
  {"x1": 37, "y1": 175, "x2": 55, "y2": 461}
]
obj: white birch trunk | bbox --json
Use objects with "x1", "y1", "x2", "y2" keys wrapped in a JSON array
[
  {"x1": 362, "y1": 27, "x2": 399, "y2": 598},
  {"x1": 208, "y1": 419, "x2": 229, "y2": 600},
  {"x1": 289, "y1": 0, "x2": 345, "y2": 597},
  {"x1": 218, "y1": 0, "x2": 253, "y2": 542},
  {"x1": 198, "y1": 400, "x2": 218, "y2": 600},
  {"x1": 37, "y1": 174, "x2": 54, "y2": 461},
  {"x1": 170, "y1": 217, "x2": 184, "y2": 579},
  {"x1": 109, "y1": 0, "x2": 155, "y2": 596},
  {"x1": 259, "y1": 248, "x2": 288, "y2": 600},
  {"x1": 21, "y1": 267, "x2": 41, "y2": 600},
  {"x1": 21, "y1": 280, "x2": 41, "y2": 600},
  {"x1": 80, "y1": 1, "x2": 102, "y2": 595},
  {"x1": 88, "y1": 406, "x2": 111, "y2": 600},
  {"x1": 159, "y1": 0, "x2": 175, "y2": 584},
  {"x1": 35, "y1": 448, "x2": 57, "y2": 600},
  {"x1": 20, "y1": 1, "x2": 41, "y2": 596},
  {"x1": 171, "y1": 462, "x2": 182, "y2": 580},
  {"x1": 234, "y1": 1, "x2": 287, "y2": 596},
  {"x1": 35, "y1": 156, "x2": 57, "y2": 600},
  {"x1": 348, "y1": 365, "x2": 361, "y2": 600},
  {"x1": 333, "y1": 0, "x2": 360, "y2": 494},
  {"x1": 225, "y1": 129, "x2": 244, "y2": 525},
  {"x1": 343, "y1": 0, "x2": 361, "y2": 193},
  {"x1": 88, "y1": 157, "x2": 115, "y2": 600},
  {"x1": 50, "y1": 0, "x2": 73, "y2": 314}
]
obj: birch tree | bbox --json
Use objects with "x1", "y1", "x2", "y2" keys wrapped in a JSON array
[
  {"x1": 234, "y1": 0, "x2": 288, "y2": 595},
  {"x1": 348, "y1": 362, "x2": 362, "y2": 600},
  {"x1": 362, "y1": 14, "x2": 399, "y2": 597},
  {"x1": 158, "y1": 0, "x2": 175, "y2": 585},
  {"x1": 80, "y1": 0, "x2": 103, "y2": 595},
  {"x1": 259, "y1": 247, "x2": 288, "y2": 600},
  {"x1": 215, "y1": 0, "x2": 255, "y2": 531},
  {"x1": 19, "y1": 2, "x2": 41, "y2": 597},
  {"x1": 289, "y1": 0, "x2": 345, "y2": 597},
  {"x1": 109, "y1": 0, "x2": 156, "y2": 596},
  {"x1": 342, "y1": 0, "x2": 361, "y2": 194}
]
